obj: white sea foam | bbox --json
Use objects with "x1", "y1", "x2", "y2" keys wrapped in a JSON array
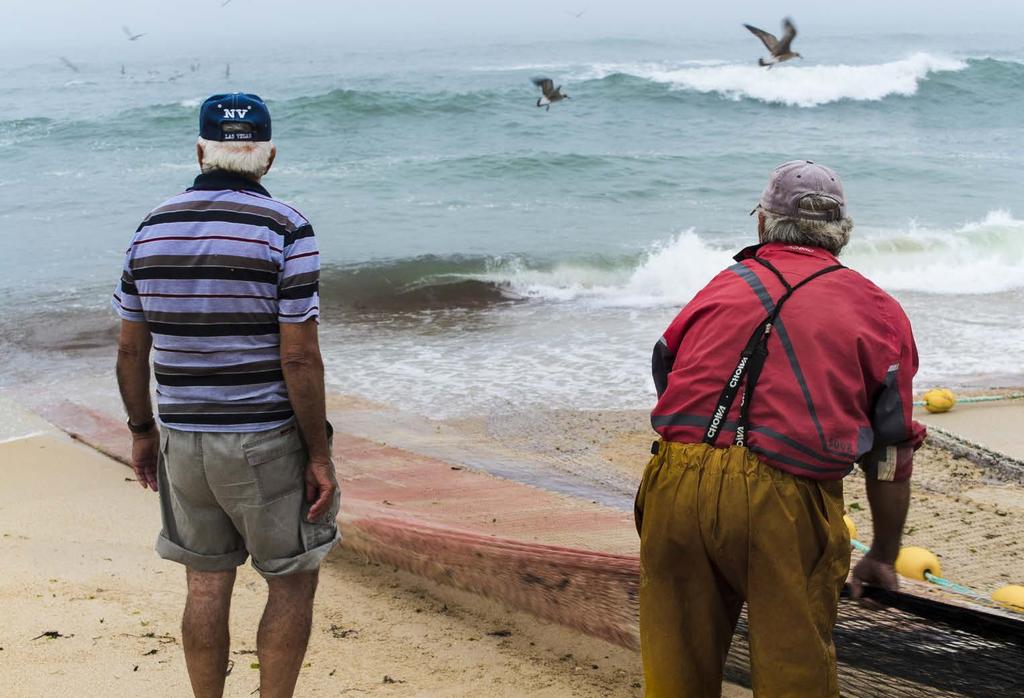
[
  {"x1": 476, "y1": 230, "x2": 735, "y2": 307},
  {"x1": 592, "y1": 53, "x2": 967, "y2": 107},
  {"x1": 179, "y1": 97, "x2": 202, "y2": 108},
  {"x1": 849, "y1": 210, "x2": 1024, "y2": 294},
  {"x1": 473, "y1": 211, "x2": 1024, "y2": 307}
]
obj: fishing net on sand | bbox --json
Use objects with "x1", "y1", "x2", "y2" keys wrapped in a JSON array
[
  {"x1": 725, "y1": 586, "x2": 1024, "y2": 697},
  {"x1": 476, "y1": 410, "x2": 1024, "y2": 695},
  {"x1": 346, "y1": 510, "x2": 1024, "y2": 697},
  {"x1": 32, "y1": 398, "x2": 1024, "y2": 697}
]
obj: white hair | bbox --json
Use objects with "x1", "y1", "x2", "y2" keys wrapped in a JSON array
[
  {"x1": 197, "y1": 137, "x2": 274, "y2": 179},
  {"x1": 762, "y1": 195, "x2": 853, "y2": 256}
]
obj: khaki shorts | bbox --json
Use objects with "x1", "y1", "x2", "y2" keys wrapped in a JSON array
[{"x1": 155, "y1": 421, "x2": 341, "y2": 577}]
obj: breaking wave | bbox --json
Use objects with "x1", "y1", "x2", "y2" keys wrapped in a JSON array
[
  {"x1": 324, "y1": 211, "x2": 1024, "y2": 313},
  {"x1": 848, "y1": 210, "x2": 1024, "y2": 294},
  {"x1": 4, "y1": 53, "x2": 1019, "y2": 150},
  {"x1": 585, "y1": 52, "x2": 969, "y2": 107}
]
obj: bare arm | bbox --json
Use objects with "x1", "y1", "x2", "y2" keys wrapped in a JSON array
[
  {"x1": 117, "y1": 320, "x2": 154, "y2": 423},
  {"x1": 280, "y1": 320, "x2": 335, "y2": 521},
  {"x1": 850, "y1": 475, "x2": 911, "y2": 598},
  {"x1": 280, "y1": 320, "x2": 328, "y2": 460},
  {"x1": 116, "y1": 320, "x2": 159, "y2": 490},
  {"x1": 864, "y1": 477, "x2": 910, "y2": 562}
]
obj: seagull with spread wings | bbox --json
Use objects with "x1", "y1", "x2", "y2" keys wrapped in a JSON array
[
  {"x1": 58, "y1": 56, "x2": 80, "y2": 73},
  {"x1": 744, "y1": 17, "x2": 801, "y2": 68},
  {"x1": 122, "y1": 25, "x2": 146, "y2": 41},
  {"x1": 532, "y1": 77, "x2": 569, "y2": 111}
]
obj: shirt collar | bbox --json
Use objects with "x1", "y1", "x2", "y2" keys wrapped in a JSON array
[
  {"x1": 734, "y1": 241, "x2": 838, "y2": 264},
  {"x1": 188, "y1": 170, "x2": 271, "y2": 197}
]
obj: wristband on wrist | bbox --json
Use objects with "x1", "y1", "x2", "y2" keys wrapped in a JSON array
[{"x1": 128, "y1": 417, "x2": 156, "y2": 434}]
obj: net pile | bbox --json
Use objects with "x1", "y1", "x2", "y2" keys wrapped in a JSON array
[{"x1": 726, "y1": 587, "x2": 1024, "y2": 697}]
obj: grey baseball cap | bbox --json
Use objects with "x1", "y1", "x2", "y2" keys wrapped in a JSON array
[{"x1": 751, "y1": 160, "x2": 846, "y2": 222}]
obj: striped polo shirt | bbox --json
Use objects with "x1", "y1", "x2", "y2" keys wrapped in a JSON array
[{"x1": 112, "y1": 171, "x2": 320, "y2": 432}]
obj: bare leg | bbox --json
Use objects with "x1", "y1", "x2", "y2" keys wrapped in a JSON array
[
  {"x1": 257, "y1": 570, "x2": 319, "y2": 698},
  {"x1": 182, "y1": 568, "x2": 236, "y2": 698}
]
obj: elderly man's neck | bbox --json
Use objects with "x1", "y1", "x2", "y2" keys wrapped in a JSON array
[
  {"x1": 202, "y1": 167, "x2": 262, "y2": 183},
  {"x1": 191, "y1": 170, "x2": 271, "y2": 195}
]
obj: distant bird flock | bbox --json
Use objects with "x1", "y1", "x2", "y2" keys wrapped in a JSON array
[
  {"x1": 56, "y1": 12, "x2": 803, "y2": 108},
  {"x1": 58, "y1": 4, "x2": 241, "y2": 81}
]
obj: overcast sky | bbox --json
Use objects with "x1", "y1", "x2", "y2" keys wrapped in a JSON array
[{"x1": 5, "y1": 0, "x2": 1024, "y2": 56}]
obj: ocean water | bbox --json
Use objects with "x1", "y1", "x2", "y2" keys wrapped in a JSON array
[{"x1": 2, "y1": 35, "x2": 1023, "y2": 416}]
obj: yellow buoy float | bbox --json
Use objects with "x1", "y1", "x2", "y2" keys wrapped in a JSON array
[
  {"x1": 922, "y1": 388, "x2": 956, "y2": 414},
  {"x1": 992, "y1": 585, "x2": 1024, "y2": 612},
  {"x1": 894, "y1": 546, "x2": 942, "y2": 581},
  {"x1": 843, "y1": 514, "x2": 857, "y2": 541}
]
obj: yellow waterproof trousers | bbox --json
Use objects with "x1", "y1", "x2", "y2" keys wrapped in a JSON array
[{"x1": 635, "y1": 442, "x2": 850, "y2": 697}]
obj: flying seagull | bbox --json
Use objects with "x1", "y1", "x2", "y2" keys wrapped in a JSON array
[
  {"x1": 58, "y1": 56, "x2": 80, "y2": 73},
  {"x1": 566, "y1": 8, "x2": 587, "y2": 19},
  {"x1": 122, "y1": 25, "x2": 146, "y2": 41},
  {"x1": 744, "y1": 17, "x2": 801, "y2": 68},
  {"x1": 532, "y1": 77, "x2": 569, "y2": 111},
  {"x1": 221, "y1": 0, "x2": 233, "y2": 6}
]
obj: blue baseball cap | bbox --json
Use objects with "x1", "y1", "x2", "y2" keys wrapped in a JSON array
[{"x1": 199, "y1": 93, "x2": 271, "y2": 142}]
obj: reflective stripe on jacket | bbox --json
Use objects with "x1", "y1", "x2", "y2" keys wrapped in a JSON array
[{"x1": 651, "y1": 242, "x2": 926, "y2": 481}]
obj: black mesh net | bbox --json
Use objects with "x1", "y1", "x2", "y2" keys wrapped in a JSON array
[{"x1": 724, "y1": 586, "x2": 1024, "y2": 697}]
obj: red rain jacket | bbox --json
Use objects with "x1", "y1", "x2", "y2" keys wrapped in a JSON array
[{"x1": 652, "y1": 242, "x2": 926, "y2": 481}]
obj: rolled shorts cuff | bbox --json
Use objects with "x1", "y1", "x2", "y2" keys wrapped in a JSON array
[
  {"x1": 253, "y1": 528, "x2": 342, "y2": 578},
  {"x1": 155, "y1": 532, "x2": 249, "y2": 572}
]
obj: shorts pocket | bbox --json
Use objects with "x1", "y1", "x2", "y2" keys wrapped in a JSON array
[
  {"x1": 241, "y1": 489, "x2": 304, "y2": 562},
  {"x1": 301, "y1": 517, "x2": 338, "y2": 552},
  {"x1": 242, "y1": 425, "x2": 305, "y2": 502},
  {"x1": 301, "y1": 485, "x2": 341, "y2": 551}
]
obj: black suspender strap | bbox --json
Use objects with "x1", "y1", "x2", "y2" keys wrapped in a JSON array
[{"x1": 702, "y1": 259, "x2": 844, "y2": 448}]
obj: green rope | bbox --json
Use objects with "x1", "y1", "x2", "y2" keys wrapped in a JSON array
[
  {"x1": 849, "y1": 538, "x2": 988, "y2": 603},
  {"x1": 912, "y1": 391, "x2": 1024, "y2": 407},
  {"x1": 923, "y1": 572, "x2": 987, "y2": 601}
]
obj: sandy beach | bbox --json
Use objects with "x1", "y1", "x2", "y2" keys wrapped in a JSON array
[
  {"x1": 7, "y1": 12, "x2": 1024, "y2": 695},
  {"x1": 2, "y1": 380, "x2": 1022, "y2": 696},
  {"x1": 0, "y1": 427, "x2": 655, "y2": 697}
]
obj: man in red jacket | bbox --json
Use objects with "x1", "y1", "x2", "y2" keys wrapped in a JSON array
[{"x1": 635, "y1": 161, "x2": 926, "y2": 697}]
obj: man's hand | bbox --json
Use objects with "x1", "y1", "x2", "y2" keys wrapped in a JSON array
[
  {"x1": 305, "y1": 458, "x2": 338, "y2": 523},
  {"x1": 850, "y1": 551, "x2": 899, "y2": 600},
  {"x1": 852, "y1": 476, "x2": 910, "y2": 602},
  {"x1": 131, "y1": 430, "x2": 160, "y2": 491}
]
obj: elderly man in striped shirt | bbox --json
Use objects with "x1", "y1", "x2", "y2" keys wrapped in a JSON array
[{"x1": 113, "y1": 93, "x2": 338, "y2": 698}]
